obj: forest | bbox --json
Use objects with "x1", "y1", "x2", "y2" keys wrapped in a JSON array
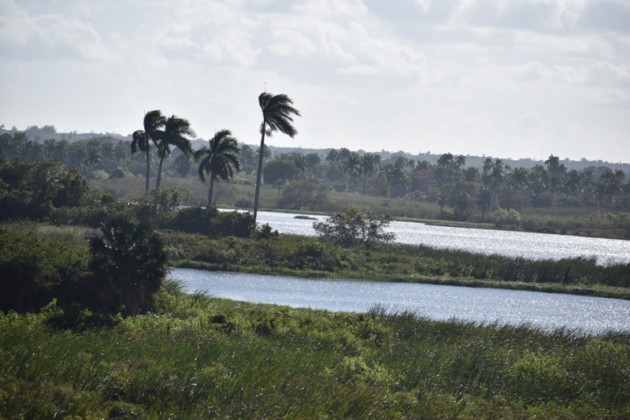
[{"x1": 2, "y1": 125, "x2": 629, "y2": 222}]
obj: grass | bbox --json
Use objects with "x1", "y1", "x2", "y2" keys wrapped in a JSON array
[
  {"x1": 1, "y1": 286, "x2": 629, "y2": 418},
  {"x1": 2, "y1": 223, "x2": 629, "y2": 417},
  {"x1": 162, "y1": 231, "x2": 630, "y2": 300}
]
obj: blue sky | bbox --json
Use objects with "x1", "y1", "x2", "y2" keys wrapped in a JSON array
[{"x1": 1, "y1": 0, "x2": 629, "y2": 162}]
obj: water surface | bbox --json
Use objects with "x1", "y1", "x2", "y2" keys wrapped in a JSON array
[
  {"x1": 171, "y1": 268, "x2": 630, "y2": 334},
  {"x1": 254, "y1": 211, "x2": 630, "y2": 265}
]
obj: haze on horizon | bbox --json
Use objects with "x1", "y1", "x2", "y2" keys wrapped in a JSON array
[{"x1": 1, "y1": 0, "x2": 629, "y2": 164}]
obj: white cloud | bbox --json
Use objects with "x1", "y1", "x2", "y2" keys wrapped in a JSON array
[
  {"x1": 292, "y1": 0, "x2": 367, "y2": 17},
  {"x1": 0, "y1": 0, "x2": 629, "y2": 162},
  {"x1": 0, "y1": 0, "x2": 108, "y2": 62},
  {"x1": 414, "y1": 0, "x2": 431, "y2": 13}
]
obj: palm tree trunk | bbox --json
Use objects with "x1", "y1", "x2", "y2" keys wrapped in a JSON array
[
  {"x1": 253, "y1": 124, "x2": 267, "y2": 223},
  {"x1": 156, "y1": 157, "x2": 164, "y2": 190},
  {"x1": 208, "y1": 177, "x2": 215, "y2": 207},
  {"x1": 145, "y1": 149, "x2": 151, "y2": 195}
]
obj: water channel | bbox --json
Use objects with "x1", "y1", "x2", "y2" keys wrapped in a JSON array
[
  {"x1": 255, "y1": 211, "x2": 630, "y2": 265},
  {"x1": 171, "y1": 268, "x2": 630, "y2": 335}
]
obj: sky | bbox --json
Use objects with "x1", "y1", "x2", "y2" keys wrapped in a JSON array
[{"x1": 1, "y1": 0, "x2": 629, "y2": 163}]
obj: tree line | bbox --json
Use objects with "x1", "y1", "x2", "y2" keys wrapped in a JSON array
[
  {"x1": 263, "y1": 149, "x2": 630, "y2": 219},
  {"x1": 3, "y1": 96, "x2": 629, "y2": 222}
]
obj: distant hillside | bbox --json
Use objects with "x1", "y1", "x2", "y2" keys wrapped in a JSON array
[
  {"x1": 3, "y1": 125, "x2": 628, "y2": 174},
  {"x1": 0, "y1": 125, "x2": 131, "y2": 143}
]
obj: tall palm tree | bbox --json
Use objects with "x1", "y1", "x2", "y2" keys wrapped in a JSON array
[
  {"x1": 253, "y1": 92, "x2": 300, "y2": 223},
  {"x1": 131, "y1": 110, "x2": 166, "y2": 194},
  {"x1": 194, "y1": 129, "x2": 241, "y2": 207},
  {"x1": 155, "y1": 115, "x2": 195, "y2": 190}
]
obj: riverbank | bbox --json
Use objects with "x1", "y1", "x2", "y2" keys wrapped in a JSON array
[
  {"x1": 163, "y1": 231, "x2": 630, "y2": 301},
  {"x1": 2, "y1": 283, "x2": 629, "y2": 418}
]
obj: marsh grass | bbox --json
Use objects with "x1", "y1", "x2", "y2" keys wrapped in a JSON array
[
  {"x1": 163, "y1": 231, "x2": 630, "y2": 299},
  {"x1": 1, "y1": 287, "x2": 629, "y2": 418}
]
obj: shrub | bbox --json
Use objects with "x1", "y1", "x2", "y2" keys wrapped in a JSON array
[
  {"x1": 313, "y1": 207, "x2": 395, "y2": 247},
  {"x1": 166, "y1": 207, "x2": 255, "y2": 238},
  {"x1": 493, "y1": 208, "x2": 522, "y2": 229},
  {"x1": 0, "y1": 227, "x2": 89, "y2": 313},
  {"x1": 88, "y1": 215, "x2": 168, "y2": 316}
]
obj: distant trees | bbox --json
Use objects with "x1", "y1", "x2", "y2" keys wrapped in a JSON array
[
  {"x1": 254, "y1": 92, "x2": 301, "y2": 223},
  {"x1": 0, "y1": 158, "x2": 89, "y2": 221},
  {"x1": 2, "y1": 121, "x2": 630, "y2": 221},
  {"x1": 256, "y1": 150, "x2": 630, "y2": 220}
]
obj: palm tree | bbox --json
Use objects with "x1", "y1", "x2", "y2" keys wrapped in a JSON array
[
  {"x1": 253, "y1": 92, "x2": 300, "y2": 223},
  {"x1": 194, "y1": 129, "x2": 241, "y2": 207},
  {"x1": 131, "y1": 110, "x2": 166, "y2": 194},
  {"x1": 155, "y1": 115, "x2": 194, "y2": 190}
]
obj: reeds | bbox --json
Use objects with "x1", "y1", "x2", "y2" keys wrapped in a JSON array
[{"x1": 2, "y1": 291, "x2": 629, "y2": 417}]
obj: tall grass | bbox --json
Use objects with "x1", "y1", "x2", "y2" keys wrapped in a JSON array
[
  {"x1": 162, "y1": 231, "x2": 630, "y2": 299},
  {"x1": 1, "y1": 289, "x2": 629, "y2": 417}
]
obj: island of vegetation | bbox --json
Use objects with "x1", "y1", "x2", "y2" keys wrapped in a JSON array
[{"x1": 1, "y1": 97, "x2": 629, "y2": 417}]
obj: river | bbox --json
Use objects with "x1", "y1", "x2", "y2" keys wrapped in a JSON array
[
  {"x1": 170, "y1": 268, "x2": 630, "y2": 334},
  {"x1": 254, "y1": 211, "x2": 630, "y2": 265}
]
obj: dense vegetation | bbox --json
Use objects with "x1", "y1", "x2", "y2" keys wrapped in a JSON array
[
  {"x1": 2, "y1": 127, "x2": 630, "y2": 234},
  {"x1": 2, "y1": 287, "x2": 629, "y2": 418}
]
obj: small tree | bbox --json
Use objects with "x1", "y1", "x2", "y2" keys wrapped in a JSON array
[
  {"x1": 89, "y1": 216, "x2": 168, "y2": 316},
  {"x1": 313, "y1": 207, "x2": 395, "y2": 247}
]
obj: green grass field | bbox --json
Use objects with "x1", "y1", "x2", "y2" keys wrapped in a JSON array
[{"x1": 1, "y1": 284, "x2": 629, "y2": 418}]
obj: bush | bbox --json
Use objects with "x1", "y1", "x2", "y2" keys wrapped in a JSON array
[
  {"x1": 313, "y1": 207, "x2": 395, "y2": 247},
  {"x1": 166, "y1": 207, "x2": 255, "y2": 238},
  {"x1": 494, "y1": 208, "x2": 522, "y2": 229},
  {"x1": 88, "y1": 216, "x2": 169, "y2": 316},
  {"x1": 0, "y1": 227, "x2": 89, "y2": 313}
]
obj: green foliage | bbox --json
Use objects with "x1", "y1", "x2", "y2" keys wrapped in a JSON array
[
  {"x1": 164, "y1": 231, "x2": 630, "y2": 295},
  {"x1": 493, "y1": 208, "x2": 522, "y2": 229},
  {"x1": 88, "y1": 216, "x2": 169, "y2": 316},
  {"x1": 134, "y1": 187, "x2": 189, "y2": 225},
  {"x1": 0, "y1": 158, "x2": 89, "y2": 221},
  {"x1": 1, "y1": 294, "x2": 629, "y2": 418},
  {"x1": 0, "y1": 227, "x2": 89, "y2": 313},
  {"x1": 166, "y1": 207, "x2": 255, "y2": 238},
  {"x1": 50, "y1": 191, "x2": 129, "y2": 227},
  {"x1": 313, "y1": 207, "x2": 395, "y2": 247}
]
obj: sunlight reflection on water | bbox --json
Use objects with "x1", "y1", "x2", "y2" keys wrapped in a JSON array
[
  {"x1": 253, "y1": 211, "x2": 630, "y2": 265},
  {"x1": 172, "y1": 268, "x2": 630, "y2": 334}
]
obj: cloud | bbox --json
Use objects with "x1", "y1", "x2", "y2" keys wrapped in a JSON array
[
  {"x1": 414, "y1": 0, "x2": 431, "y2": 13},
  {"x1": 292, "y1": 0, "x2": 367, "y2": 17},
  {"x1": 265, "y1": 3, "x2": 426, "y2": 82},
  {"x1": 0, "y1": 0, "x2": 108, "y2": 62}
]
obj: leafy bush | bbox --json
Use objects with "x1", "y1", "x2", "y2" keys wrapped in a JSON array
[
  {"x1": 88, "y1": 216, "x2": 169, "y2": 316},
  {"x1": 166, "y1": 207, "x2": 255, "y2": 238},
  {"x1": 0, "y1": 227, "x2": 89, "y2": 313},
  {"x1": 494, "y1": 208, "x2": 522, "y2": 229},
  {"x1": 313, "y1": 207, "x2": 395, "y2": 247}
]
